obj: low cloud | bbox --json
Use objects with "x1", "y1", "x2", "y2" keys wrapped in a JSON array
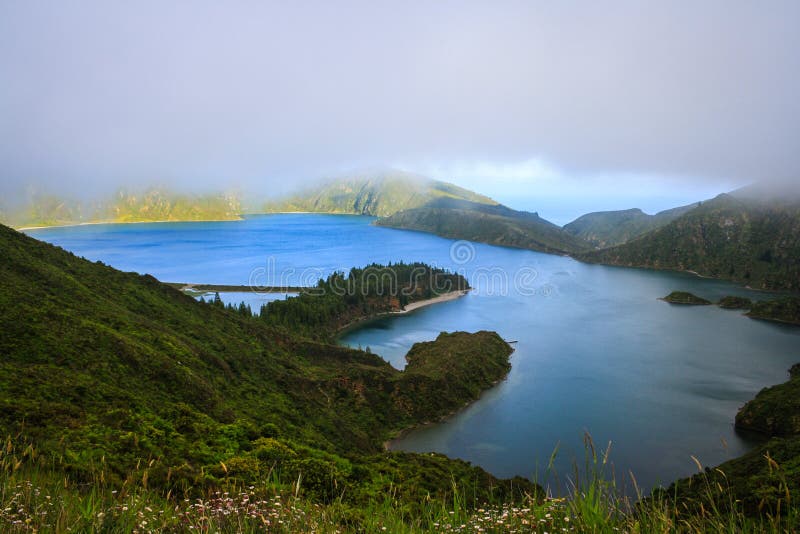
[{"x1": 1, "y1": 1, "x2": 798, "y2": 207}]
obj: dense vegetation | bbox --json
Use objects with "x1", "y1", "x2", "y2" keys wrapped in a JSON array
[
  {"x1": 718, "y1": 295, "x2": 754, "y2": 309},
  {"x1": 661, "y1": 291, "x2": 712, "y2": 305},
  {"x1": 4, "y1": 193, "x2": 800, "y2": 530},
  {"x1": 736, "y1": 364, "x2": 800, "y2": 437},
  {"x1": 376, "y1": 198, "x2": 592, "y2": 255},
  {"x1": 0, "y1": 223, "x2": 534, "y2": 520},
  {"x1": 262, "y1": 171, "x2": 497, "y2": 217},
  {"x1": 563, "y1": 203, "x2": 698, "y2": 248},
  {"x1": 579, "y1": 192, "x2": 800, "y2": 290},
  {"x1": 2, "y1": 188, "x2": 241, "y2": 228},
  {"x1": 747, "y1": 297, "x2": 800, "y2": 325},
  {"x1": 259, "y1": 263, "x2": 469, "y2": 339},
  {"x1": 4, "y1": 431, "x2": 798, "y2": 532},
  {"x1": 662, "y1": 292, "x2": 800, "y2": 326}
]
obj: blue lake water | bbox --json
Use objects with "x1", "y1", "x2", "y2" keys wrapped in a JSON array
[
  {"x1": 192, "y1": 291, "x2": 297, "y2": 315},
  {"x1": 27, "y1": 215, "x2": 800, "y2": 493}
]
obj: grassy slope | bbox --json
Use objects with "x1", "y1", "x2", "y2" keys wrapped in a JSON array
[
  {"x1": 563, "y1": 203, "x2": 699, "y2": 248},
  {"x1": 0, "y1": 223, "x2": 531, "y2": 504},
  {"x1": 262, "y1": 171, "x2": 498, "y2": 217},
  {"x1": 3, "y1": 189, "x2": 241, "y2": 228},
  {"x1": 579, "y1": 193, "x2": 800, "y2": 290},
  {"x1": 376, "y1": 198, "x2": 592, "y2": 255}
]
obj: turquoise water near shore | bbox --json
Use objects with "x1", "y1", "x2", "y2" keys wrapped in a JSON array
[{"x1": 27, "y1": 214, "x2": 800, "y2": 492}]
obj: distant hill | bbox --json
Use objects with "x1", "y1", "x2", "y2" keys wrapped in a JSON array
[
  {"x1": 3, "y1": 188, "x2": 242, "y2": 228},
  {"x1": 579, "y1": 190, "x2": 800, "y2": 290},
  {"x1": 263, "y1": 171, "x2": 498, "y2": 217},
  {"x1": 563, "y1": 203, "x2": 699, "y2": 248},
  {"x1": 376, "y1": 198, "x2": 593, "y2": 255}
]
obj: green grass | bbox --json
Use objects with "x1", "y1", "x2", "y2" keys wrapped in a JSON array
[{"x1": 2, "y1": 436, "x2": 798, "y2": 533}]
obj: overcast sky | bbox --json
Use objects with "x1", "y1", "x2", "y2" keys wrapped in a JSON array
[{"x1": 1, "y1": 1, "x2": 798, "y2": 222}]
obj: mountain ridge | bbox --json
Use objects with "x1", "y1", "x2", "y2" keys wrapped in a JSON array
[
  {"x1": 262, "y1": 171, "x2": 498, "y2": 217},
  {"x1": 578, "y1": 191, "x2": 800, "y2": 290},
  {"x1": 376, "y1": 197, "x2": 592, "y2": 255},
  {"x1": 563, "y1": 202, "x2": 699, "y2": 248},
  {"x1": 3, "y1": 188, "x2": 242, "y2": 229}
]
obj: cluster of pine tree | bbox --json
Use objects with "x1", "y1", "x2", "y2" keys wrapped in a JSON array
[
  {"x1": 199, "y1": 262, "x2": 468, "y2": 339},
  {"x1": 198, "y1": 292, "x2": 254, "y2": 318},
  {"x1": 259, "y1": 262, "x2": 468, "y2": 338}
]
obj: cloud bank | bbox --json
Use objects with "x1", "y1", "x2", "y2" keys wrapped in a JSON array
[{"x1": 1, "y1": 1, "x2": 798, "y2": 209}]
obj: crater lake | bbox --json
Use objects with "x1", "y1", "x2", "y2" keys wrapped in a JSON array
[{"x1": 26, "y1": 214, "x2": 800, "y2": 493}]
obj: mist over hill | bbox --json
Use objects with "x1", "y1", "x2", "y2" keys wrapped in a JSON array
[
  {"x1": 563, "y1": 203, "x2": 699, "y2": 248},
  {"x1": 578, "y1": 189, "x2": 800, "y2": 290},
  {"x1": 262, "y1": 171, "x2": 497, "y2": 217}
]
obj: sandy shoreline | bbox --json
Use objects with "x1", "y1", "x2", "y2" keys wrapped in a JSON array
[
  {"x1": 396, "y1": 289, "x2": 470, "y2": 313},
  {"x1": 335, "y1": 289, "x2": 471, "y2": 336}
]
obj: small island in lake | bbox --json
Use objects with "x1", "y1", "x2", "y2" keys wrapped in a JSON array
[{"x1": 660, "y1": 291, "x2": 712, "y2": 305}]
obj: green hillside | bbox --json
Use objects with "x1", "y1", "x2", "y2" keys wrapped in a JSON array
[
  {"x1": 108, "y1": 189, "x2": 241, "y2": 223},
  {"x1": 262, "y1": 171, "x2": 498, "y2": 217},
  {"x1": 2, "y1": 188, "x2": 241, "y2": 228},
  {"x1": 0, "y1": 223, "x2": 531, "y2": 508},
  {"x1": 578, "y1": 192, "x2": 800, "y2": 290},
  {"x1": 376, "y1": 198, "x2": 593, "y2": 255},
  {"x1": 563, "y1": 203, "x2": 698, "y2": 248},
  {"x1": 747, "y1": 296, "x2": 800, "y2": 325}
]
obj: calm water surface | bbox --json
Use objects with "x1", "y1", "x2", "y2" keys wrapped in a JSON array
[{"x1": 28, "y1": 215, "x2": 800, "y2": 492}]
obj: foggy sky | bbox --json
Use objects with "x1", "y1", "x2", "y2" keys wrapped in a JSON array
[{"x1": 1, "y1": 1, "x2": 799, "y2": 218}]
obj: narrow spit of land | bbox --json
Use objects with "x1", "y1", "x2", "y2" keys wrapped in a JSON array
[{"x1": 165, "y1": 282, "x2": 307, "y2": 293}]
